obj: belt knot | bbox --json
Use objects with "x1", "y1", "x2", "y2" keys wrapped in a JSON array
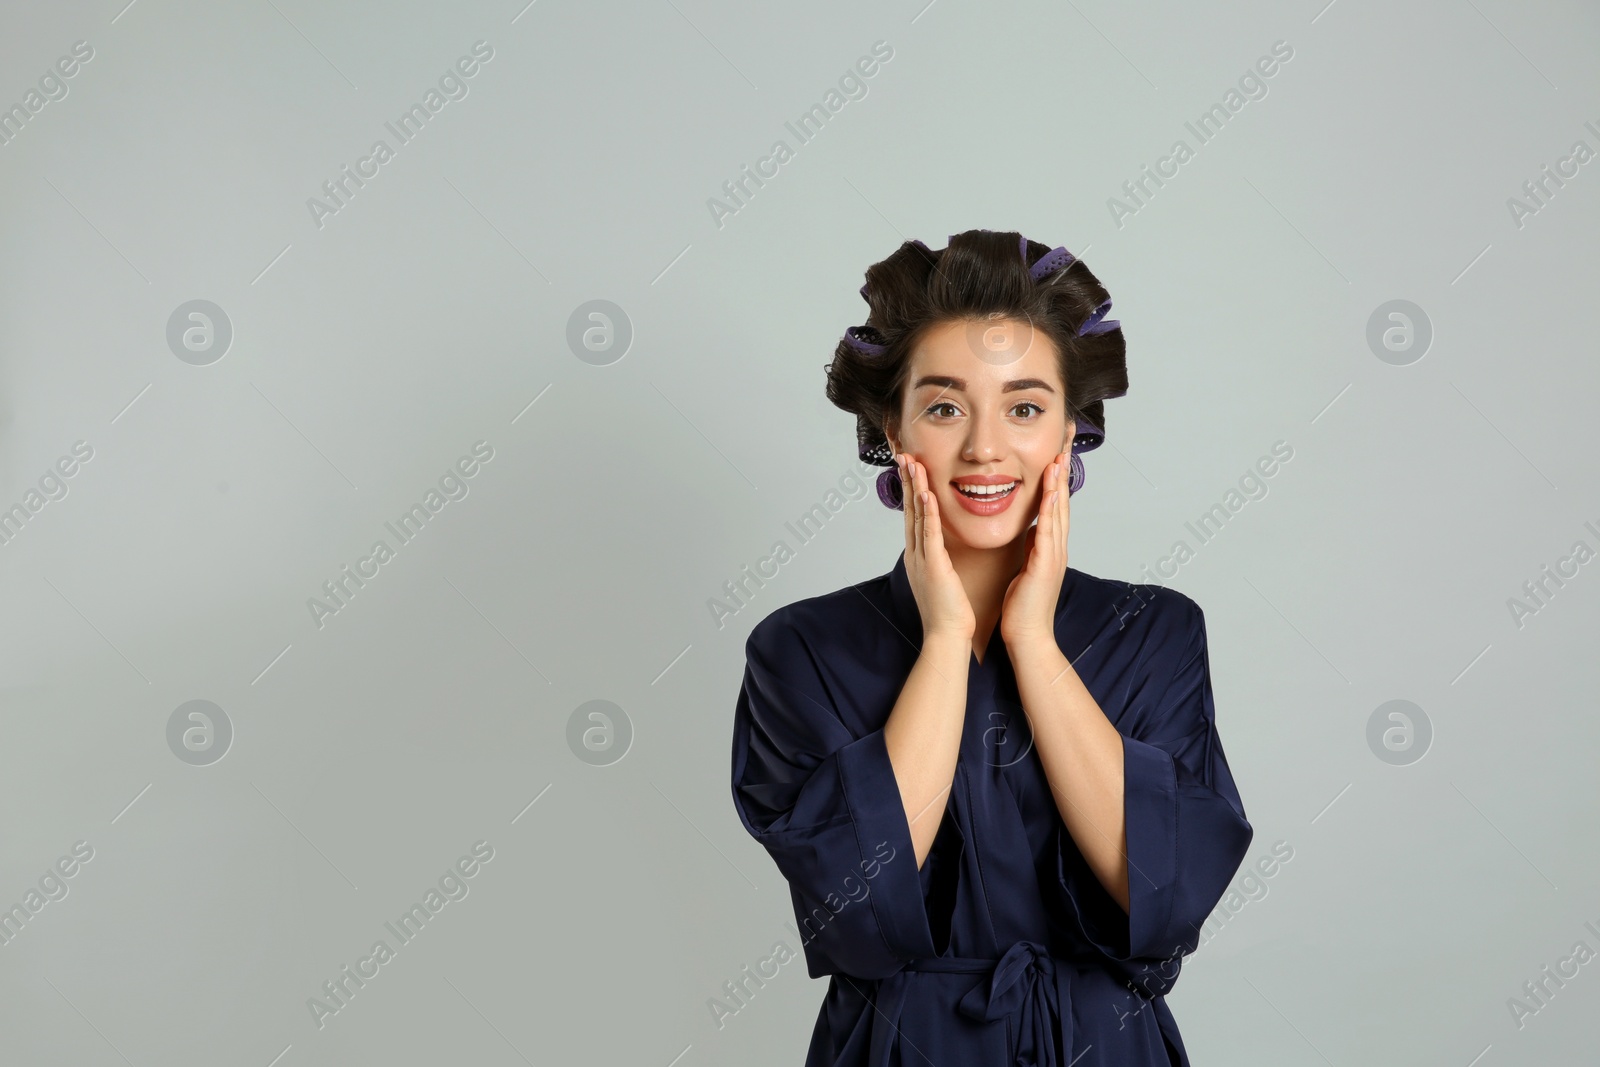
[{"x1": 955, "y1": 941, "x2": 1069, "y2": 1067}]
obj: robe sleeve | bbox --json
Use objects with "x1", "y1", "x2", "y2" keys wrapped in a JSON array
[
  {"x1": 1054, "y1": 593, "x2": 1253, "y2": 994},
  {"x1": 730, "y1": 610, "x2": 935, "y2": 980}
]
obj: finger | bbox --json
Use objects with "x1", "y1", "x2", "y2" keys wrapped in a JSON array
[
  {"x1": 1057, "y1": 454, "x2": 1071, "y2": 558},
  {"x1": 910, "y1": 457, "x2": 926, "y2": 559},
  {"x1": 1040, "y1": 491, "x2": 1057, "y2": 562},
  {"x1": 924, "y1": 481, "x2": 945, "y2": 563},
  {"x1": 916, "y1": 459, "x2": 932, "y2": 561},
  {"x1": 1037, "y1": 461, "x2": 1056, "y2": 547},
  {"x1": 899, "y1": 454, "x2": 915, "y2": 557},
  {"x1": 1047, "y1": 457, "x2": 1062, "y2": 553},
  {"x1": 904, "y1": 455, "x2": 920, "y2": 561}
]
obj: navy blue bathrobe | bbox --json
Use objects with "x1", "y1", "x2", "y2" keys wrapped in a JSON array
[{"x1": 730, "y1": 552, "x2": 1253, "y2": 1066}]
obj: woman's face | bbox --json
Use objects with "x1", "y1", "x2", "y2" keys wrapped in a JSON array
[{"x1": 886, "y1": 317, "x2": 1073, "y2": 551}]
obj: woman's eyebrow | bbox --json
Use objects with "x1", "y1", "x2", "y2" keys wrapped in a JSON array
[{"x1": 910, "y1": 374, "x2": 1056, "y2": 394}]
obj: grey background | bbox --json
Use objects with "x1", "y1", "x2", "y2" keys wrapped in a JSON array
[{"x1": 1, "y1": 0, "x2": 1596, "y2": 1064}]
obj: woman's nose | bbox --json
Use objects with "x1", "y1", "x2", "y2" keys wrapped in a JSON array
[{"x1": 962, "y1": 413, "x2": 1002, "y2": 461}]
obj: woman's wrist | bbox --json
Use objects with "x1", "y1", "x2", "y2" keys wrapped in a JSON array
[
  {"x1": 1001, "y1": 625, "x2": 1059, "y2": 654},
  {"x1": 920, "y1": 628, "x2": 973, "y2": 656}
]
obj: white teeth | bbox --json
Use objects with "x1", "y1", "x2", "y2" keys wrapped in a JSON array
[{"x1": 957, "y1": 481, "x2": 1016, "y2": 497}]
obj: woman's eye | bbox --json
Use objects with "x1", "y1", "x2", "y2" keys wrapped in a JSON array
[
  {"x1": 926, "y1": 402, "x2": 961, "y2": 418},
  {"x1": 1012, "y1": 402, "x2": 1044, "y2": 418}
]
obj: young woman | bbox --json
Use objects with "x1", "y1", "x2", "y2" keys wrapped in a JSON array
[{"x1": 730, "y1": 230, "x2": 1253, "y2": 1066}]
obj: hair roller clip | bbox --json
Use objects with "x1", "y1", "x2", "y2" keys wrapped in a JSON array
[
  {"x1": 842, "y1": 324, "x2": 888, "y2": 356},
  {"x1": 1067, "y1": 415, "x2": 1105, "y2": 495},
  {"x1": 860, "y1": 438, "x2": 894, "y2": 466},
  {"x1": 1023, "y1": 240, "x2": 1076, "y2": 282},
  {"x1": 1066, "y1": 452, "x2": 1086, "y2": 494},
  {"x1": 1070, "y1": 416, "x2": 1105, "y2": 454},
  {"x1": 1078, "y1": 298, "x2": 1120, "y2": 337},
  {"x1": 875, "y1": 467, "x2": 904, "y2": 510}
]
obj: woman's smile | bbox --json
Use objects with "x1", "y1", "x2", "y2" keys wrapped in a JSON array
[{"x1": 951, "y1": 473, "x2": 1020, "y2": 516}]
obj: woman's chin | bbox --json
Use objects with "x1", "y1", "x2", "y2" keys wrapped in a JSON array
[{"x1": 942, "y1": 514, "x2": 1027, "y2": 551}]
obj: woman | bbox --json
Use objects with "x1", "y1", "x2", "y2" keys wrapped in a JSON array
[{"x1": 729, "y1": 230, "x2": 1253, "y2": 1066}]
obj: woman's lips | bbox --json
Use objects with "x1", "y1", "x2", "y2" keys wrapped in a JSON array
[{"x1": 951, "y1": 479, "x2": 1019, "y2": 516}]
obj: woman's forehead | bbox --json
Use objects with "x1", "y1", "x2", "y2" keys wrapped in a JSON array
[{"x1": 907, "y1": 318, "x2": 1063, "y2": 390}]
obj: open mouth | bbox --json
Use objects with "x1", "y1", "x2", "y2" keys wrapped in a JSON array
[{"x1": 954, "y1": 481, "x2": 1017, "y2": 499}]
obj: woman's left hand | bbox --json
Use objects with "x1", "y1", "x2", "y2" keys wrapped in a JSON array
[{"x1": 1000, "y1": 449, "x2": 1072, "y2": 647}]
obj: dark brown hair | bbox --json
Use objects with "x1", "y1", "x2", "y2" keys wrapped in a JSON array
[{"x1": 824, "y1": 229, "x2": 1129, "y2": 463}]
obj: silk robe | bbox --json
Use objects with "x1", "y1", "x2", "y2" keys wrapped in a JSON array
[{"x1": 730, "y1": 553, "x2": 1253, "y2": 1066}]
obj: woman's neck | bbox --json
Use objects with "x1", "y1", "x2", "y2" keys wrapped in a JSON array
[{"x1": 945, "y1": 533, "x2": 1031, "y2": 659}]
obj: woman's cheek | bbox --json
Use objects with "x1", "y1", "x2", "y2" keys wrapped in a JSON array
[{"x1": 1027, "y1": 479, "x2": 1047, "y2": 516}]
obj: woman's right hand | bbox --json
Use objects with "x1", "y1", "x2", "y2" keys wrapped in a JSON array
[{"x1": 897, "y1": 453, "x2": 975, "y2": 641}]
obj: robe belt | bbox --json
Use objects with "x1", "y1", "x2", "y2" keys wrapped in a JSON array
[{"x1": 866, "y1": 941, "x2": 1075, "y2": 1067}]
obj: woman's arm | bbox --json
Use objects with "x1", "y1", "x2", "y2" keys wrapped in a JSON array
[
  {"x1": 1000, "y1": 452, "x2": 1129, "y2": 910},
  {"x1": 887, "y1": 453, "x2": 976, "y2": 871},
  {"x1": 1008, "y1": 638, "x2": 1129, "y2": 910},
  {"x1": 883, "y1": 630, "x2": 970, "y2": 869}
]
